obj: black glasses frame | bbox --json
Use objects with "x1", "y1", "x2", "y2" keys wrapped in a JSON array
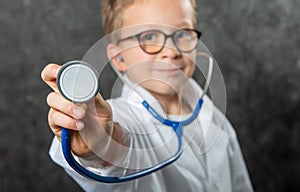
[{"x1": 116, "y1": 29, "x2": 202, "y2": 54}]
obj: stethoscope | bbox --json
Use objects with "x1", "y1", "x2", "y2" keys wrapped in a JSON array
[{"x1": 57, "y1": 52, "x2": 213, "y2": 183}]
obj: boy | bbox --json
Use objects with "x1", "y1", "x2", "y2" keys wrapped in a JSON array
[{"x1": 41, "y1": 0, "x2": 253, "y2": 191}]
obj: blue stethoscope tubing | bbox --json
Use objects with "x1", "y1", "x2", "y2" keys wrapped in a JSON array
[
  {"x1": 62, "y1": 99, "x2": 203, "y2": 183},
  {"x1": 60, "y1": 52, "x2": 213, "y2": 183}
]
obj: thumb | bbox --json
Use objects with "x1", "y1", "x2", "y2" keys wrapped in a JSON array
[{"x1": 87, "y1": 93, "x2": 112, "y2": 119}]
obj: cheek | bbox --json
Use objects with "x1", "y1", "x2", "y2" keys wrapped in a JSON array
[
  {"x1": 123, "y1": 48, "x2": 151, "y2": 67},
  {"x1": 122, "y1": 48, "x2": 155, "y2": 81},
  {"x1": 183, "y1": 52, "x2": 196, "y2": 76},
  {"x1": 126, "y1": 66, "x2": 147, "y2": 83},
  {"x1": 187, "y1": 64, "x2": 196, "y2": 77},
  {"x1": 125, "y1": 61, "x2": 153, "y2": 84},
  {"x1": 184, "y1": 58, "x2": 196, "y2": 78}
]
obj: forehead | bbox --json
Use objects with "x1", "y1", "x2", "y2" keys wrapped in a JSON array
[{"x1": 122, "y1": 0, "x2": 194, "y2": 28}]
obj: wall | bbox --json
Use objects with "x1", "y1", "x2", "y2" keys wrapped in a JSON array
[{"x1": 0, "y1": 0, "x2": 299, "y2": 191}]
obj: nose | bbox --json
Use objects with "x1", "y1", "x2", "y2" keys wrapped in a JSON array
[{"x1": 160, "y1": 37, "x2": 181, "y2": 58}]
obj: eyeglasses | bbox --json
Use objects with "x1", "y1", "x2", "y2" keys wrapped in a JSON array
[{"x1": 117, "y1": 29, "x2": 202, "y2": 54}]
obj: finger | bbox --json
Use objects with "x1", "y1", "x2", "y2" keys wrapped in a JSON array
[
  {"x1": 48, "y1": 108, "x2": 62, "y2": 140},
  {"x1": 48, "y1": 109, "x2": 92, "y2": 157},
  {"x1": 47, "y1": 92, "x2": 87, "y2": 120},
  {"x1": 48, "y1": 107, "x2": 84, "y2": 131},
  {"x1": 41, "y1": 63, "x2": 61, "y2": 92}
]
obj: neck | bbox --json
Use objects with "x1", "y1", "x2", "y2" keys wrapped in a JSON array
[{"x1": 149, "y1": 91, "x2": 191, "y2": 115}]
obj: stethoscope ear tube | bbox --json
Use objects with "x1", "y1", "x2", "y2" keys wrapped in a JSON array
[
  {"x1": 57, "y1": 51, "x2": 213, "y2": 182},
  {"x1": 60, "y1": 99, "x2": 204, "y2": 183},
  {"x1": 197, "y1": 52, "x2": 214, "y2": 99},
  {"x1": 61, "y1": 128, "x2": 122, "y2": 183},
  {"x1": 61, "y1": 121, "x2": 184, "y2": 183},
  {"x1": 57, "y1": 60, "x2": 186, "y2": 183}
]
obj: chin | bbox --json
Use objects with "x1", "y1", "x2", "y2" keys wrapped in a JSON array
[{"x1": 142, "y1": 81, "x2": 184, "y2": 96}]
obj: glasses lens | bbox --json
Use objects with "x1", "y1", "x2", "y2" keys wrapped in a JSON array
[
  {"x1": 139, "y1": 30, "x2": 165, "y2": 53},
  {"x1": 174, "y1": 29, "x2": 199, "y2": 52}
]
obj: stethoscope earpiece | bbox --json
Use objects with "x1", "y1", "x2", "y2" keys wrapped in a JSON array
[
  {"x1": 118, "y1": 55, "x2": 124, "y2": 62},
  {"x1": 57, "y1": 60, "x2": 99, "y2": 103}
]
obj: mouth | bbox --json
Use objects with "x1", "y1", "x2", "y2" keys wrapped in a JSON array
[{"x1": 153, "y1": 67, "x2": 184, "y2": 76}]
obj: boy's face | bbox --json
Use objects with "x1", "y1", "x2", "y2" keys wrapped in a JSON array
[{"x1": 109, "y1": 0, "x2": 196, "y2": 97}]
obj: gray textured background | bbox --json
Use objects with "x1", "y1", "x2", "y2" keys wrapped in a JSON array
[{"x1": 0, "y1": 0, "x2": 299, "y2": 191}]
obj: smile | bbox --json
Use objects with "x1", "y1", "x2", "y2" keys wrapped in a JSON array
[{"x1": 153, "y1": 67, "x2": 184, "y2": 76}]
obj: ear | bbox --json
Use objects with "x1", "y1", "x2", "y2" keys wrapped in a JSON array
[{"x1": 106, "y1": 44, "x2": 126, "y2": 72}]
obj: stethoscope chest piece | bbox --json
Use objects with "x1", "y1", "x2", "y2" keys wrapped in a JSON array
[{"x1": 57, "y1": 60, "x2": 99, "y2": 103}]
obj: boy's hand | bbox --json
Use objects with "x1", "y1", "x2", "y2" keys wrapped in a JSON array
[{"x1": 41, "y1": 63, "x2": 114, "y2": 157}]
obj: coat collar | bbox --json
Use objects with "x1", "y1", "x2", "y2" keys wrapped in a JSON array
[{"x1": 120, "y1": 75, "x2": 214, "y2": 125}]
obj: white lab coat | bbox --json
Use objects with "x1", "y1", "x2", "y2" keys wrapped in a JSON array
[{"x1": 49, "y1": 77, "x2": 253, "y2": 192}]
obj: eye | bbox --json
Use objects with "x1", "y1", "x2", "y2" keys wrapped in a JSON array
[
  {"x1": 175, "y1": 30, "x2": 193, "y2": 39},
  {"x1": 140, "y1": 31, "x2": 160, "y2": 42},
  {"x1": 145, "y1": 34, "x2": 155, "y2": 40}
]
